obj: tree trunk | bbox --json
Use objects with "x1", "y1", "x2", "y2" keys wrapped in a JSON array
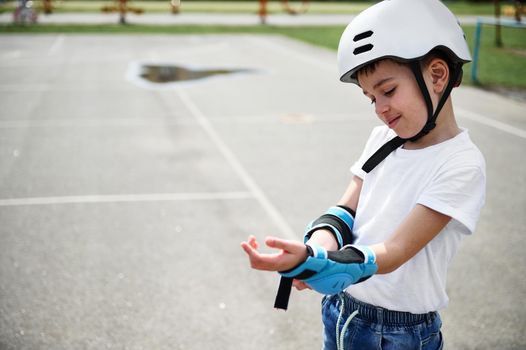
[{"x1": 494, "y1": 0, "x2": 503, "y2": 47}]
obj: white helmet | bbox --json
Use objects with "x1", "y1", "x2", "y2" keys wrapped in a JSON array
[
  {"x1": 340, "y1": 0, "x2": 474, "y2": 173},
  {"x1": 338, "y1": 0, "x2": 471, "y2": 85}
]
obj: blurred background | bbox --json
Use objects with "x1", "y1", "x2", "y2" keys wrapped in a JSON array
[{"x1": 0, "y1": 1, "x2": 525, "y2": 349}]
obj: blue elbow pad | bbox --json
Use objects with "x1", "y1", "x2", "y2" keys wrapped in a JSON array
[
  {"x1": 303, "y1": 206, "x2": 355, "y2": 249},
  {"x1": 279, "y1": 244, "x2": 377, "y2": 296}
]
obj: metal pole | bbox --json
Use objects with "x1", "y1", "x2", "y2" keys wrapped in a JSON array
[
  {"x1": 259, "y1": 0, "x2": 268, "y2": 25},
  {"x1": 119, "y1": 0, "x2": 127, "y2": 24},
  {"x1": 471, "y1": 20, "x2": 483, "y2": 85},
  {"x1": 494, "y1": 0, "x2": 503, "y2": 46}
]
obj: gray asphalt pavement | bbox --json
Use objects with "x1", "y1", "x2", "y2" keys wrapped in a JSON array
[{"x1": 0, "y1": 33, "x2": 525, "y2": 350}]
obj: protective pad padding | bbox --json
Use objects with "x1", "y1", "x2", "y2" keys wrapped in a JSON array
[
  {"x1": 279, "y1": 244, "x2": 377, "y2": 295},
  {"x1": 304, "y1": 206, "x2": 355, "y2": 249}
]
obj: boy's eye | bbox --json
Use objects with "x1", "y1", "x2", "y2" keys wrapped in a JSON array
[{"x1": 384, "y1": 87, "x2": 396, "y2": 96}]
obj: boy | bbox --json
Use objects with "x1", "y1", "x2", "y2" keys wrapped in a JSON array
[{"x1": 241, "y1": 0, "x2": 486, "y2": 349}]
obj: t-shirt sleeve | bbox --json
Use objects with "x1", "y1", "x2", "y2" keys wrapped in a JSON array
[
  {"x1": 350, "y1": 126, "x2": 393, "y2": 179},
  {"x1": 417, "y1": 165, "x2": 486, "y2": 235}
]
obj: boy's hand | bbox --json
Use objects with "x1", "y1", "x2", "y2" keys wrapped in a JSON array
[
  {"x1": 240, "y1": 235, "x2": 309, "y2": 272},
  {"x1": 292, "y1": 279, "x2": 312, "y2": 291}
]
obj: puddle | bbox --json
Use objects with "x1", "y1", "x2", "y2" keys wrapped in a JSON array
[
  {"x1": 140, "y1": 65, "x2": 249, "y2": 83},
  {"x1": 126, "y1": 62, "x2": 257, "y2": 89}
]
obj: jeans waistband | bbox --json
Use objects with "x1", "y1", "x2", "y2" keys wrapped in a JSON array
[{"x1": 339, "y1": 292, "x2": 437, "y2": 326}]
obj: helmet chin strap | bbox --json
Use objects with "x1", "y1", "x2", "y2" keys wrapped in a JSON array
[
  {"x1": 361, "y1": 60, "x2": 463, "y2": 173},
  {"x1": 407, "y1": 61, "x2": 462, "y2": 142},
  {"x1": 407, "y1": 61, "x2": 436, "y2": 142}
]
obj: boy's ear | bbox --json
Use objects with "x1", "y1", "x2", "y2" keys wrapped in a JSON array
[{"x1": 427, "y1": 58, "x2": 449, "y2": 94}]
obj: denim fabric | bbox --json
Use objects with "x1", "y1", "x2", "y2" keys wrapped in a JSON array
[{"x1": 321, "y1": 293, "x2": 443, "y2": 350}]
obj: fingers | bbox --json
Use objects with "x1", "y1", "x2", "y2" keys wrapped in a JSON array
[
  {"x1": 265, "y1": 236, "x2": 288, "y2": 249},
  {"x1": 240, "y1": 235, "x2": 258, "y2": 254},
  {"x1": 293, "y1": 279, "x2": 312, "y2": 291},
  {"x1": 240, "y1": 241, "x2": 254, "y2": 256},
  {"x1": 240, "y1": 238, "x2": 260, "y2": 261},
  {"x1": 240, "y1": 242, "x2": 262, "y2": 270},
  {"x1": 242, "y1": 235, "x2": 301, "y2": 253},
  {"x1": 240, "y1": 235, "x2": 307, "y2": 271},
  {"x1": 265, "y1": 236, "x2": 304, "y2": 253},
  {"x1": 240, "y1": 237, "x2": 277, "y2": 271},
  {"x1": 248, "y1": 235, "x2": 258, "y2": 249}
]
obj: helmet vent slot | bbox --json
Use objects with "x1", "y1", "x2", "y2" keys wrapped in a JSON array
[
  {"x1": 353, "y1": 44, "x2": 373, "y2": 55},
  {"x1": 353, "y1": 31, "x2": 374, "y2": 42}
]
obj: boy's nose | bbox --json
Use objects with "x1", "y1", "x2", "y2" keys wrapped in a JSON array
[{"x1": 375, "y1": 99, "x2": 390, "y2": 116}]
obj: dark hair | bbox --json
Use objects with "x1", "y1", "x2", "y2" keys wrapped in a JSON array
[
  {"x1": 357, "y1": 49, "x2": 454, "y2": 81},
  {"x1": 358, "y1": 58, "x2": 405, "y2": 79}
]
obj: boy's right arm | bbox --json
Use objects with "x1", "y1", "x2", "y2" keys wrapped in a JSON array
[
  {"x1": 306, "y1": 175, "x2": 363, "y2": 250},
  {"x1": 292, "y1": 176, "x2": 363, "y2": 291},
  {"x1": 336, "y1": 175, "x2": 363, "y2": 212},
  {"x1": 240, "y1": 176, "x2": 363, "y2": 290}
]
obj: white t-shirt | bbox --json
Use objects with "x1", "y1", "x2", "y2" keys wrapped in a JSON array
[{"x1": 347, "y1": 126, "x2": 486, "y2": 313}]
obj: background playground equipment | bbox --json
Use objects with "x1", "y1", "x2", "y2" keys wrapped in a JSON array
[
  {"x1": 101, "y1": 0, "x2": 144, "y2": 24},
  {"x1": 470, "y1": 16, "x2": 526, "y2": 85},
  {"x1": 41, "y1": 0, "x2": 52, "y2": 13},
  {"x1": 12, "y1": 0, "x2": 37, "y2": 23},
  {"x1": 170, "y1": 0, "x2": 180, "y2": 14},
  {"x1": 502, "y1": 2, "x2": 525, "y2": 21},
  {"x1": 280, "y1": 0, "x2": 310, "y2": 15},
  {"x1": 259, "y1": 0, "x2": 310, "y2": 24}
]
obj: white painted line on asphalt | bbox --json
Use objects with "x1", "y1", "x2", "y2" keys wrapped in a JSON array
[
  {"x1": 0, "y1": 118, "x2": 194, "y2": 129},
  {"x1": 256, "y1": 36, "x2": 335, "y2": 74},
  {"x1": 457, "y1": 108, "x2": 526, "y2": 140},
  {"x1": 1, "y1": 50, "x2": 21, "y2": 59},
  {"x1": 0, "y1": 113, "x2": 370, "y2": 129},
  {"x1": 0, "y1": 84, "x2": 51, "y2": 92},
  {"x1": 0, "y1": 191, "x2": 254, "y2": 207},
  {"x1": 175, "y1": 88, "x2": 297, "y2": 239},
  {"x1": 48, "y1": 34, "x2": 64, "y2": 56},
  {"x1": 261, "y1": 36, "x2": 526, "y2": 140}
]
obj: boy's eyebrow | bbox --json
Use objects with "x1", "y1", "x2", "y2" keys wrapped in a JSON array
[
  {"x1": 361, "y1": 77, "x2": 394, "y2": 96},
  {"x1": 373, "y1": 77, "x2": 394, "y2": 90}
]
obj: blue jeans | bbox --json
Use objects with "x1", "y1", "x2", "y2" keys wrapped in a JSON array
[{"x1": 321, "y1": 293, "x2": 444, "y2": 350}]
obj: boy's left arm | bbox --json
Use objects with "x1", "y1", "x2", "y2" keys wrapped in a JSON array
[
  {"x1": 371, "y1": 204, "x2": 451, "y2": 274},
  {"x1": 241, "y1": 204, "x2": 451, "y2": 297},
  {"x1": 244, "y1": 204, "x2": 449, "y2": 291},
  {"x1": 274, "y1": 204, "x2": 451, "y2": 297}
]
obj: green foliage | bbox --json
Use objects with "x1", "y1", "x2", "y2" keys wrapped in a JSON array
[{"x1": 463, "y1": 25, "x2": 526, "y2": 88}]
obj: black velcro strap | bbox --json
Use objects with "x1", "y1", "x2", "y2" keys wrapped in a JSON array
[
  {"x1": 274, "y1": 245, "x2": 316, "y2": 310},
  {"x1": 274, "y1": 276, "x2": 293, "y2": 310},
  {"x1": 337, "y1": 205, "x2": 356, "y2": 218},
  {"x1": 279, "y1": 265, "x2": 317, "y2": 280},
  {"x1": 309, "y1": 214, "x2": 353, "y2": 248},
  {"x1": 361, "y1": 136, "x2": 405, "y2": 173},
  {"x1": 326, "y1": 246, "x2": 364, "y2": 264}
]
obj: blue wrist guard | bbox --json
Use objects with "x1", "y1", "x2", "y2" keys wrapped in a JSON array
[
  {"x1": 273, "y1": 206, "x2": 358, "y2": 310},
  {"x1": 279, "y1": 244, "x2": 377, "y2": 296},
  {"x1": 303, "y1": 206, "x2": 355, "y2": 249}
]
